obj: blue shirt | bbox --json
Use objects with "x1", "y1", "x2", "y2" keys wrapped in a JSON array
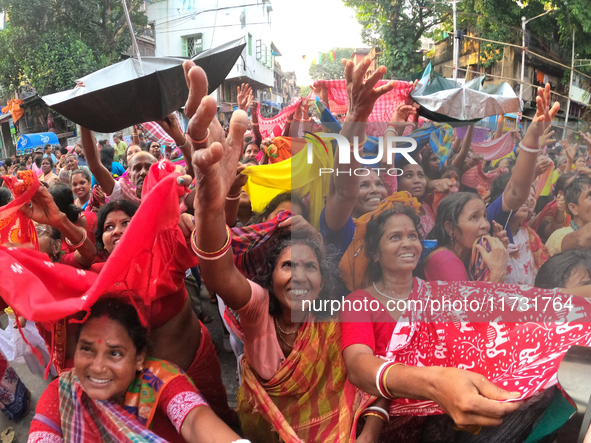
[
  {"x1": 91, "y1": 162, "x2": 126, "y2": 187},
  {"x1": 487, "y1": 193, "x2": 516, "y2": 243},
  {"x1": 319, "y1": 207, "x2": 355, "y2": 262}
]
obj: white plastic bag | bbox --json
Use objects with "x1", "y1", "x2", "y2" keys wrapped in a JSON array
[{"x1": 0, "y1": 312, "x2": 51, "y2": 375}]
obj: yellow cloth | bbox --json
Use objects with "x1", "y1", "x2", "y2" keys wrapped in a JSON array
[
  {"x1": 491, "y1": 151, "x2": 515, "y2": 167},
  {"x1": 242, "y1": 135, "x2": 334, "y2": 229},
  {"x1": 540, "y1": 165, "x2": 554, "y2": 197},
  {"x1": 552, "y1": 169, "x2": 560, "y2": 185},
  {"x1": 545, "y1": 226, "x2": 573, "y2": 256}
]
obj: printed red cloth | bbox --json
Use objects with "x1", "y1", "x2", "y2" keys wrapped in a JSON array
[
  {"x1": 0, "y1": 161, "x2": 197, "y2": 327},
  {"x1": 256, "y1": 99, "x2": 302, "y2": 139},
  {"x1": 461, "y1": 163, "x2": 508, "y2": 191},
  {"x1": 352, "y1": 278, "x2": 591, "y2": 418},
  {"x1": 0, "y1": 170, "x2": 40, "y2": 249},
  {"x1": 471, "y1": 131, "x2": 516, "y2": 161}
]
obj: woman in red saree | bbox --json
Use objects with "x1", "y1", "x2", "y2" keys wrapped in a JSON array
[
  {"x1": 28, "y1": 298, "x2": 242, "y2": 443},
  {"x1": 339, "y1": 198, "x2": 591, "y2": 442}
]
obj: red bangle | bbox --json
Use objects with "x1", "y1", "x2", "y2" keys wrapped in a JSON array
[{"x1": 187, "y1": 129, "x2": 209, "y2": 145}]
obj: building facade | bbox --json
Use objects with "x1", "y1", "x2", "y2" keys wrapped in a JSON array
[{"x1": 147, "y1": 0, "x2": 282, "y2": 121}]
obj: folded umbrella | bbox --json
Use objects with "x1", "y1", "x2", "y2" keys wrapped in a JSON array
[
  {"x1": 411, "y1": 63, "x2": 522, "y2": 123},
  {"x1": 42, "y1": 39, "x2": 246, "y2": 133}
]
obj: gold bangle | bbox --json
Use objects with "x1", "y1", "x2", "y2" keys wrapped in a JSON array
[
  {"x1": 382, "y1": 362, "x2": 404, "y2": 399},
  {"x1": 191, "y1": 225, "x2": 232, "y2": 259},
  {"x1": 65, "y1": 227, "x2": 87, "y2": 249}
]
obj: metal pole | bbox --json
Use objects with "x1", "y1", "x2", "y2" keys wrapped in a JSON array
[
  {"x1": 121, "y1": 0, "x2": 145, "y2": 75},
  {"x1": 564, "y1": 28, "x2": 575, "y2": 139},
  {"x1": 453, "y1": 0, "x2": 458, "y2": 82},
  {"x1": 519, "y1": 16, "x2": 525, "y2": 102}
]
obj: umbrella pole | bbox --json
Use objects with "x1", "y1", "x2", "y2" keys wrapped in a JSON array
[{"x1": 121, "y1": 0, "x2": 145, "y2": 76}]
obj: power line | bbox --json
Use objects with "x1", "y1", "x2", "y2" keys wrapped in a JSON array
[
  {"x1": 153, "y1": 3, "x2": 260, "y2": 28},
  {"x1": 155, "y1": 21, "x2": 270, "y2": 35}
]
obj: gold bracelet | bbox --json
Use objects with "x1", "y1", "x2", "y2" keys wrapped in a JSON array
[
  {"x1": 382, "y1": 362, "x2": 404, "y2": 399},
  {"x1": 65, "y1": 227, "x2": 87, "y2": 249}
]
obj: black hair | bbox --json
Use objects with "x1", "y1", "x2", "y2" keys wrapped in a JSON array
[
  {"x1": 44, "y1": 144, "x2": 51, "y2": 151},
  {"x1": 59, "y1": 147, "x2": 68, "y2": 155},
  {"x1": 565, "y1": 175, "x2": 591, "y2": 217},
  {"x1": 49, "y1": 183, "x2": 82, "y2": 223},
  {"x1": 81, "y1": 298, "x2": 148, "y2": 354},
  {"x1": 3, "y1": 158, "x2": 12, "y2": 168},
  {"x1": 240, "y1": 157, "x2": 259, "y2": 166},
  {"x1": 257, "y1": 192, "x2": 309, "y2": 223},
  {"x1": 535, "y1": 250, "x2": 591, "y2": 289},
  {"x1": 41, "y1": 155, "x2": 54, "y2": 169},
  {"x1": 252, "y1": 230, "x2": 336, "y2": 320},
  {"x1": 489, "y1": 172, "x2": 512, "y2": 206},
  {"x1": 428, "y1": 192, "x2": 482, "y2": 248},
  {"x1": 0, "y1": 188, "x2": 12, "y2": 207},
  {"x1": 440, "y1": 165, "x2": 461, "y2": 181},
  {"x1": 100, "y1": 146, "x2": 115, "y2": 172},
  {"x1": 34, "y1": 154, "x2": 43, "y2": 168},
  {"x1": 71, "y1": 168, "x2": 91, "y2": 183},
  {"x1": 365, "y1": 205, "x2": 422, "y2": 281},
  {"x1": 554, "y1": 172, "x2": 576, "y2": 198},
  {"x1": 95, "y1": 200, "x2": 139, "y2": 253},
  {"x1": 244, "y1": 142, "x2": 259, "y2": 154}
]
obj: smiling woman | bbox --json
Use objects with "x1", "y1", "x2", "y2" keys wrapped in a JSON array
[{"x1": 28, "y1": 298, "x2": 243, "y2": 443}]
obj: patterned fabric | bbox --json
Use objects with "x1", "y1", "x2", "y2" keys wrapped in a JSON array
[
  {"x1": 231, "y1": 211, "x2": 291, "y2": 280},
  {"x1": 339, "y1": 192, "x2": 422, "y2": 292},
  {"x1": 312, "y1": 79, "x2": 417, "y2": 137},
  {"x1": 28, "y1": 432, "x2": 64, "y2": 443},
  {"x1": 471, "y1": 131, "x2": 516, "y2": 161},
  {"x1": 0, "y1": 353, "x2": 29, "y2": 420},
  {"x1": 237, "y1": 320, "x2": 358, "y2": 443},
  {"x1": 138, "y1": 122, "x2": 175, "y2": 147},
  {"x1": 58, "y1": 371, "x2": 168, "y2": 443},
  {"x1": 535, "y1": 163, "x2": 554, "y2": 200},
  {"x1": 123, "y1": 357, "x2": 198, "y2": 431},
  {"x1": 531, "y1": 199, "x2": 570, "y2": 232},
  {"x1": 356, "y1": 278, "x2": 591, "y2": 418},
  {"x1": 166, "y1": 391, "x2": 207, "y2": 433},
  {"x1": 0, "y1": 170, "x2": 39, "y2": 248},
  {"x1": 461, "y1": 163, "x2": 508, "y2": 191},
  {"x1": 255, "y1": 99, "x2": 302, "y2": 139}
]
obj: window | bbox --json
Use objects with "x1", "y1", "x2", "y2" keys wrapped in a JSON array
[
  {"x1": 256, "y1": 40, "x2": 262, "y2": 60},
  {"x1": 262, "y1": 44, "x2": 267, "y2": 64},
  {"x1": 182, "y1": 34, "x2": 203, "y2": 58},
  {"x1": 248, "y1": 34, "x2": 252, "y2": 56}
]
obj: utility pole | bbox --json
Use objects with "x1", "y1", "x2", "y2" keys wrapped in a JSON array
[
  {"x1": 564, "y1": 28, "x2": 575, "y2": 139},
  {"x1": 453, "y1": 0, "x2": 458, "y2": 82},
  {"x1": 519, "y1": 16, "x2": 526, "y2": 102}
]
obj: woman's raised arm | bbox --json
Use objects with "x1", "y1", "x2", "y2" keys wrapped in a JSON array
[
  {"x1": 185, "y1": 61, "x2": 252, "y2": 311},
  {"x1": 80, "y1": 127, "x2": 116, "y2": 195}
]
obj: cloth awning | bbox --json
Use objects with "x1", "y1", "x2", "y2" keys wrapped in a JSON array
[
  {"x1": 262, "y1": 100, "x2": 281, "y2": 109},
  {"x1": 16, "y1": 132, "x2": 59, "y2": 153}
]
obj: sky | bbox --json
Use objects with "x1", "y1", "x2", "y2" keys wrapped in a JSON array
[{"x1": 270, "y1": 0, "x2": 366, "y2": 86}]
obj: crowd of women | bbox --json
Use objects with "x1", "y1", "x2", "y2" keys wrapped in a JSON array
[{"x1": 1, "y1": 56, "x2": 591, "y2": 443}]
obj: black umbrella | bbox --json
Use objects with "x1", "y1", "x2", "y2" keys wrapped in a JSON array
[{"x1": 43, "y1": 38, "x2": 246, "y2": 133}]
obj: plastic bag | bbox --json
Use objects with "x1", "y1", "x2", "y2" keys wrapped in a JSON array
[{"x1": 0, "y1": 310, "x2": 51, "y2": 375}]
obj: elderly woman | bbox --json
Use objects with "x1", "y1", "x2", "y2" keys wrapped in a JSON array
[
  {"x1": 339, "y1": 200, "x2": 591, "y2": 442},
  {"x1": 29, "y1": 298, "x2": 243, "y2": 443},
  {"x1": 188, "y1": 57, "x2": 395, "y2": 442},
  {"x1": 39, "y1": 156, "x2": 58, "y2": 185}
]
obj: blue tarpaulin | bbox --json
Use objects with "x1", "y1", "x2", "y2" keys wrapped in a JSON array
[
  {"x1": 262, "y1": 100, "x2": 281, "y2": 109},
  {"x1": 16, "y1": 132, "x2": 59, "y2": 153}
]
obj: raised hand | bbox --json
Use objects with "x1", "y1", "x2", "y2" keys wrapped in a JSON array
[
  {"x1": 534, "y1": 155, "x2": 553, "y2": 177},
  {"x1": 311, "y1": 84, "x2": 329, "y2": 105},
  {"x1": 342, "y1": 57, "x2": 396, "y2": 122},
  {"x1": 580, "y1": 131, "x2": 591, "y2": 149},
  {"x1": 20, "y1": 186, "x2": 63, "y2": 227},
  {"x1": 237, "y1": 83, "x2": 253, "y2": 112},
  {"x1": 532, "y1": 84, "x2": 560, "y2": 127},
  {"x1": 539, "y1": 126, "x2": 556, "y2": 148},
  {"x1": 492, "y1": 220, "x2": 509, "y2": 249}
]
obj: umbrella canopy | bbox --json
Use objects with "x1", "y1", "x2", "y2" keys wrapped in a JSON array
[
  {"x1": 411, "y1": 63, "x2": 522, "y2": 124},
  {"x1": 42, "y1": 39, "x2": 246, "y2": 133},
  {"x1": 16, "y1": 132, "x2": 59, "y2": 153}
]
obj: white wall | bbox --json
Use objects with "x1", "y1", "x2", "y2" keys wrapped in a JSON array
[{"x1": 147, "y1": 0, "x2": 275, "y2": 88}]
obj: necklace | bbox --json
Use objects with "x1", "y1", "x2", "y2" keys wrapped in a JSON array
[
  {"x1": 373, "y1": 282, "x2": 410, "y2": 301},
  {"x1": 274, "y1": 317, "x2": 299, "y2": 335}
]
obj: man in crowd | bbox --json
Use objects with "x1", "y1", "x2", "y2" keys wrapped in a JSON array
[{"x1": 113, "y1": 134, "x2": 128, "y2": 162}]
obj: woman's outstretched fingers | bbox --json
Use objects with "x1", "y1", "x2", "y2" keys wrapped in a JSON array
[
  {"x1": 226, "y1": 110, "x2": 250, "y2": 158},
  {"x1": 183, "y1": 64, "x2": 208, "y2": 119},
  {"x1": 187, "y1": 96, "x2": 217, "y2": 148}
]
